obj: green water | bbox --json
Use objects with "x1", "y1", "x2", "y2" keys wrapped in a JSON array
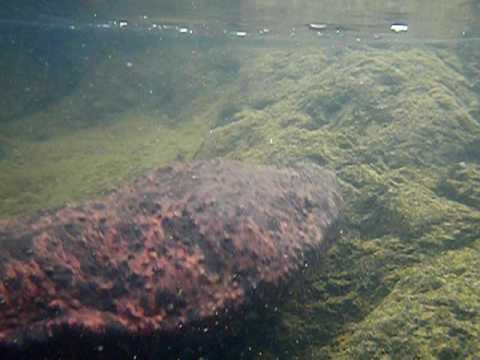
[{"x1": 1, "y1": 0, "x2": 480, "y2": 358}]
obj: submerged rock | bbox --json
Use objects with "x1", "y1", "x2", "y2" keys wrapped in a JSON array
[
  {"x1": 193, "y1": 46, "x2": 480, "y2": 358},
  {"x1": 0, "y1": 159, "x2": 342, "y2": 357}
]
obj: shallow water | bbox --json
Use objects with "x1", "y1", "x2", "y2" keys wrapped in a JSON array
[{"x1": 1, "y1": 0, "x2": 480, "y2": 359}]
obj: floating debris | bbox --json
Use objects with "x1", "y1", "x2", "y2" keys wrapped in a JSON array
[
  {"x1": 308, "y1": 23, "x2": 327, "y2": 31},
  {"x1": 178, "y1": 27, "x2": 189, "y2": 34},
  {"x1": 118, "y1": 20, "x2": 128, "y2": 28},
  {"x1": 97, "y1": 23, "x2": 112, "y2": 29},
  {"x1": 234, "y1": 31, "x2": 247, "y2": 37},
  {"x1": 390, "y1": 23, "x2": 408, "y2": 33}
]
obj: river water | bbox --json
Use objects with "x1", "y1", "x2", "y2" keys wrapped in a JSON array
[{"x1": 0, "y1": 1, "x2": 480, "y2": 359}]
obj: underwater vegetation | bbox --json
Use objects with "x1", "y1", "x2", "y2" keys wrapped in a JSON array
[
  {"x1": 0, "y1": 43, "x2": 244, "y2": 217},
  {"x1": 1, "y1": 37, "x2": 480, "y2": 358},
  {"x1": 196, "y1": 45, "x2": 480, "y2": 358}
]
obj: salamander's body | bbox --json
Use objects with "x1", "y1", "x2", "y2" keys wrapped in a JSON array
[{"x1": 0, "y1": 159, "x2": 342, "y2": 352}]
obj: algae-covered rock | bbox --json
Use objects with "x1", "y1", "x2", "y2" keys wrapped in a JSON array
[
  {"x1": 330, "y1": 241, "x2": 480, "y2": 359},
  {"x1": 200, "y1": 47, "x2": 479, "y2": 168},
  {"x1": 438, "y1": 162, "x2": 480, "y2": 210},
  {"x1": 195, "y1": 44, "x2": 480, "y2": 358}
]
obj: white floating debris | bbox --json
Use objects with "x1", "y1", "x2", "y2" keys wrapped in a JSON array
[
  {"x1": 235, "y1": 31, "x2": 247, "y2": 37},
  {"x1": 179, "y1": 27, "x2": 189, "y2": 33},
  {"x1": 126, "y1": 61, "x2": 133, "y2": 68},
  {"x1": 69, "y1": 25, "x2": 76, "y2": 30},
  {"x1": 119, "y1": 20, "x2": 129, "y2": 28},
  {"x1": 390, "y1": 23, "x2": 408, "y2": 33},
  {"x1": 308, "y1": 23, "x2": 327, "y2": 31}
]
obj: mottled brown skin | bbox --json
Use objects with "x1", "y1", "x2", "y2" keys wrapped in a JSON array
[{"x1": 0, "y1": 159, "x2": 342, "y2": 354}]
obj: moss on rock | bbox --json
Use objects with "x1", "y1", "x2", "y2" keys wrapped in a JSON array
[
  {"x1": 195, "y1": 44, "x2": 480, "y2": 358},
  {"x1": 330, "y1": 241, "x2": 480, "y2": 359},
  {"x1": 438, "y1": 162, "x2": 480, "y2": 210}
]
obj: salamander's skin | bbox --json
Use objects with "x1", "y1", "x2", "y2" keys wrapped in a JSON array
[{"x1": 0, "y1": 159, "x2": 342, "y2": 351}]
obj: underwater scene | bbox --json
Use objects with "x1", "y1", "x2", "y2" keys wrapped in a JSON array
[{"x1": 1, "y1": 0, "x2": 480, "y2": 359}]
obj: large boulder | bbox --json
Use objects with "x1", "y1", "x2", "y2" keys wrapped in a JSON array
[{"x1": 0, "y1": 159, "x2": 342, "y2": 358}]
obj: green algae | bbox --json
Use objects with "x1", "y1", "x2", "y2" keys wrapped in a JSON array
[
  {"x1": 0, "y1": 44, "x2": 249, "y2": 217},
  {"x1": 193, "y1": 44, "x2": 480, "y2": 358},
  {"x1": 330, "y1": 241, "x2": 480, "y2": 359},
  {"x1": 0, "y1": 111, "x2": 208, "y2": 216},
  {"x1": 438, "y1": 162, "x2": 480, "y2": 210}
]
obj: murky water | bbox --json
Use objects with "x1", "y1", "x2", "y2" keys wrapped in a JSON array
[{"x1": 1, "y1": 1, "x2": 480, "y2": 359}]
